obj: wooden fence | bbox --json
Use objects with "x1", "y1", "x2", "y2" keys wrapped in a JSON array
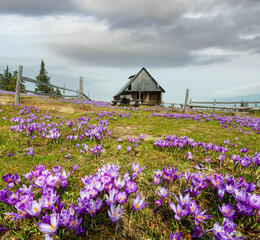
[
  {"x1": 15, "y1": 65, "x2": 90, "y2": 105},
  {"x1": 163, "y1": 89, "x2": 260, "y2": 113}
]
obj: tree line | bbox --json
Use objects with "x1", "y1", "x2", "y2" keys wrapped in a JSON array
[{"x1": 0, "y1": 60, "x2": 62, "y2": 96}]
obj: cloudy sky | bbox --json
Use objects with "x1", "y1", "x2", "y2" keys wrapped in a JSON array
[{"x1": 0, "y1": 0, "x2": 260, "y2": 103}]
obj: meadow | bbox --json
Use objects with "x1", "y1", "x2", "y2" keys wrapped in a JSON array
[{"x1": 0, "y1": 91, "x2": 260, "y2": 240}]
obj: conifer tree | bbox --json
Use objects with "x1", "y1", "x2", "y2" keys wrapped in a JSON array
[
  {"x1": 54, "y1": 88, "x2": 62, "y2": 97},
  {"x1": 35, "y1": 60, "x2": 54, "y2": 94},
  {"x1": 0, "y1": 66, "x2": 25, "y2": 91},
  {"x1": 0, "y1": 65, "x2": 12, "y2": 90}
]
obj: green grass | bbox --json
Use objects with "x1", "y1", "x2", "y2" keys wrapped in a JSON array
[{"x1": 0, "y1": 94, "x2": 260, "y2": 239}]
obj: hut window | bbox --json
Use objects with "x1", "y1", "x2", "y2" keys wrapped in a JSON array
[{"x1": 128, "y1": 84, "x2": 132, "y2": 90}]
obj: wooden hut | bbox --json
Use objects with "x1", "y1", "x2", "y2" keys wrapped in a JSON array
[{"x1": 113, "y1": 67, "x2": 165, "y2": 106}]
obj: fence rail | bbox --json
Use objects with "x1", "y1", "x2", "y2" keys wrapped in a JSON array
[
  {"x1": 15, "y1": 65, "x2": 90, "y2": 105},
  {"x1": 22, "y1": 76, "x2": 77, "y2": 92},
  {"x1": 191, "y1": 101, "x2": 260, "y2": 105},
  {"x1": 163, "y1": 89, "x2": 260, "y2": 113}
]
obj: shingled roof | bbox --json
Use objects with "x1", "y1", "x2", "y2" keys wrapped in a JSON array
[{"x1": 114, "y1": 67, "x2": 165, "y2": 97}]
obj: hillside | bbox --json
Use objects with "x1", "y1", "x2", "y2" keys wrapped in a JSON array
[{"x1": 0, "y1": 92, "x2": 260, "y2": 240}]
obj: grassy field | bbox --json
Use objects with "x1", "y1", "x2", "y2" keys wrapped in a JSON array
[{"x1": 0, "y1": 92, "x2": 260, "y2": 239}]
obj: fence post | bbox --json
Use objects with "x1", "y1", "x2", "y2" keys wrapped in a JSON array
[
  {"x1": 184, "y1": 88, "x2": 189, "y2": 114},
  {"x1": 213, "y1": 99, "x2": 216, "y2": 110},
  {"x1": 63, "y1": 84, "x2": 65, "y2": 99},
  {"x1": 15, "y1": 65, "x2": 23, "y2": 105},
  {"x1": 79, "y1": 76, "x2": 83, "y2": 104}
]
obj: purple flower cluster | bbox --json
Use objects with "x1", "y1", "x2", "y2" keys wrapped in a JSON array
[
  {"x1": 77, "y1": 161, "x2": 146, "y2": 227},
  {"x1": 0, "y1": 161, "x2": 147, "y2": 238},
  {"x1": 149, "y1": 112, "x2": 260, "y2": 134}
]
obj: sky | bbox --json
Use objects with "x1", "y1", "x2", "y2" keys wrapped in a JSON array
[{"x1": 0, "y1": 0, "x2": 260, "y2": 103}]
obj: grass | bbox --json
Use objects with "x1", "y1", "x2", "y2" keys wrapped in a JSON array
[{"x1": 0, "y1": 93, "x2": 260, "y2": 239}]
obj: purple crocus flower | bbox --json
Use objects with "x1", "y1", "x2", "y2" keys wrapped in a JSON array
[
  {"x1": 212, "y1": 222, "x2": 225, "y2": 239},
  {"x1": 46, "y1": 175, "x2": 60, "y2": 188},
  {"x1": 42, "y1": 193, "x2": 58, "y2": 210},
  {"x1": 108, "y1": 204, "x2": 123, "y2": 224},
  {"x1": 72, "y1": 165, "x2": 79, "y2": 172},
  {"x1": 127, "y1": 146, "x2": 132, "y2": 152},
  {"x1": 34, "y1": 176, "x2": 47, "y2": 188},
  {"x1": 192, "y1": 226, "x2": 204, "y2": 239},
  {"x1": 173, "y1": 193, "x2": 191, "y2": 207},
  {"x1": 240, "y1": 155, "x2": 251, "y2": 169},
  {"x1": 75, "y1": 225, "x2": 87, "y2": 237},
  {"x1": 86, "y1": 198, "x2": 103, "y2": 217},
  {"x1": 169, "y1": 232, "x2": 182, "y2": 240},
  {"x1": 123, "y1": 172, "x2": 131, "y2": 182},
  {"x1": 240, "y1": 148, "x2": 249, "y2": 153},
  {"x1": 193, "y1": 206, "x2": 212, "y2": 226},
  {"x1": 187, "y1": 200, "x2": 197, "y2": 214},
  {"x1": 125, "y1": 181, "x2": 138, "y2": 195},
  {"x1": 186, "y1": 152, "x2": 193, "y2": 160},
  {"x1": 37, "y1": 212, "x2": 59, "y2": 236},
  {"x1": 117, "y1": 145, "x2": 121, "y2": 152},
  {"x1": 114, "y1": 178, "x2": 125, "y2": 189},
  {"x1": 224, "y1": 140, "x2": 230, "y2": 145},
  {"x1": 218, "y1": 203, "x2": 235, "y2": 218},
  {"x1": 116, "y1": 191, "x2": 127, "y2": 204},
  {"x1": 169, "y1": 202, "x2": 188, "y2": 220},
  {"x1": 223, "y1": 218, "x2": 237, "y2": 232},
  {"x1": 154, "y1": 199, "x2": 162, "y2": 208},
  {"x1": 51, "y1": 166, "x2": 62, "y2": 174},
  {"x1": 105, "y1": 190, "x2": 117, "y2": 206},
  {"x1": 132, "y1": 161, "x2": 145, "y2": 179},
  {"x1": 236, "y1": 202, "x2": 254, "y2": 216},
  {"x1": 231, "y1": 154, "x2": 241, "y2": 164},
  {"x1": 153, "y1": 176, "x2": 162, "y2": 185},
  {"x1": 249, "y1": 193, "x2": 260, "y2": 209},
  {"x1": 19, "y1": 184, "x2": 33, "y2": 195},
  {"x1": 132, "y1": 193, "x2": 147, "y2": 212},
  {"x1": 218, "y1": 154, "x2": 226, "y2": 162},
  {"x1": 25, "y1": 147, "x2": 34, "y2": 157},
  {"x1": 157, "y1": 186, "x2": 170, "y2": 199},
  {"x1": 27, "y1": 199, "x2": 43, "y2": 217},
  {"x1": 82, "y1": 144, "x2": 88, "y2": 152},
  {"x1": 2, "y1": 173, "x2": 15, "y2": 188}
]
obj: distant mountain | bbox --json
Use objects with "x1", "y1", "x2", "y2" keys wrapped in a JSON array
[{"x1": 217, "y1": 94, "x2": 260, "y2": 102}]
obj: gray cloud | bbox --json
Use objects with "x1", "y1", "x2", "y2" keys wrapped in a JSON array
[
  {"x1": 0, "y1": 0, "x2": 79, "y2": 15},
  {"x1": 1, "y1": 0, "x2": 260, "y2": 68}
]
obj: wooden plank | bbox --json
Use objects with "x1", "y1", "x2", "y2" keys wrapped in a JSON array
[
  {"x1": 188, "y1": 104, "x2": 260, "y2": 110},
  {"x1": 191, "y1": 101, "x2": 260, "y2": 104},
  {"x1": 22, "y1": 76, "x2": 77, "y2": 92},
  {"x1": 22, "y1": 89, "x2": 62, "y2": 98}
]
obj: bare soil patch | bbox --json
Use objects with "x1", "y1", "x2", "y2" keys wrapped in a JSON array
[{"x1": 0, "y1": 94, "x2": 92, "y2": 114}]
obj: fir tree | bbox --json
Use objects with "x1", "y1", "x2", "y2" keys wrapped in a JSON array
[
  {"x1": 0, "y1": 65, "x2": 25, "y2": 91},
  {"x1": 0, "y1": 65, "x2": 12, "y2": 90},
  {"x1": 54, "y1": 88, "x2": 62, "y2": 97},
  {"x1": 35, "y1": 60, "x2": 54, "y2": 94}
]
